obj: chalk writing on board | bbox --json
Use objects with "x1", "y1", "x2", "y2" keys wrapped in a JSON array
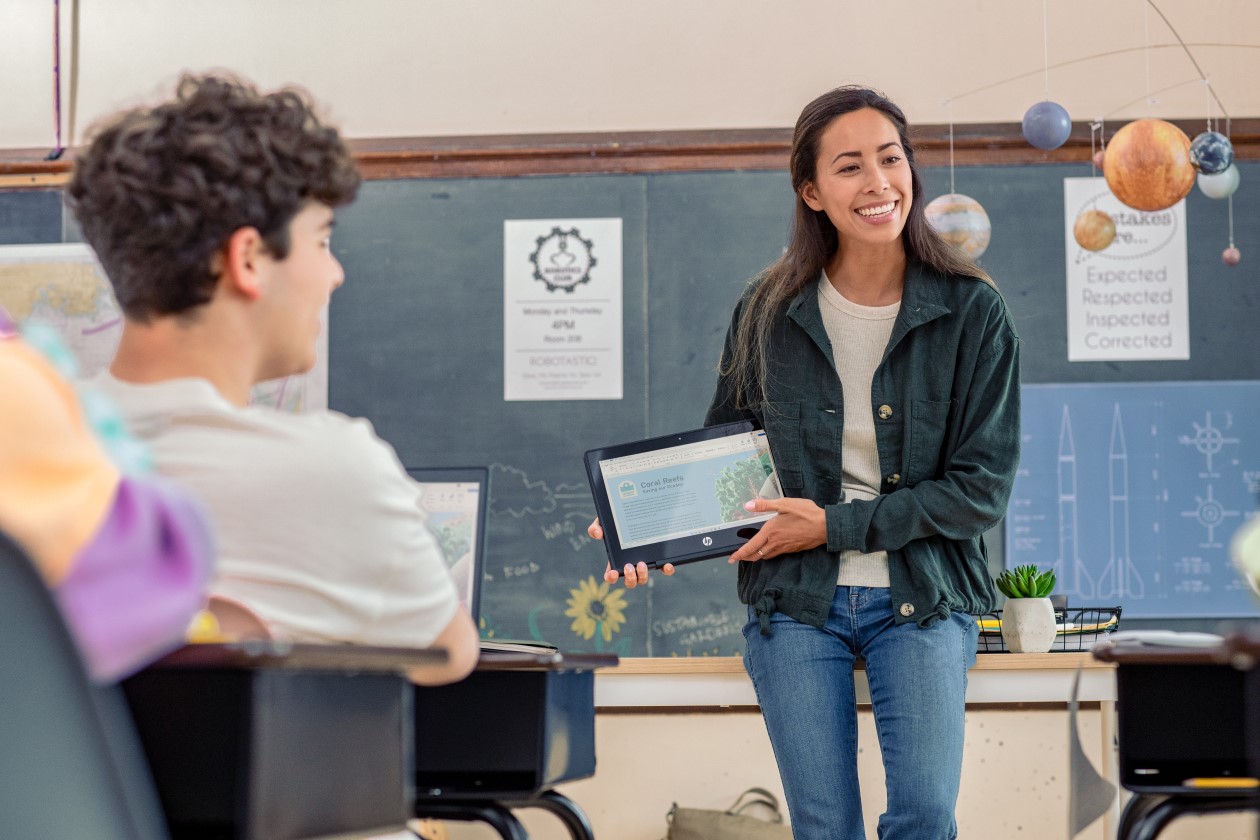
[
  {"x1": 489, "y1": 463, "x2": 594, "y2": 521},
  {"x1": 650, "y1": 609, "x2": 743, "y2": 655},
  {"x1": 489, "y1": 463, "x2": 556, "y2": 518}
]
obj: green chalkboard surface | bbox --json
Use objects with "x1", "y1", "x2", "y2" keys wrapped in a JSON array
[
  {"x1": 327, "y1": 163, "x2": 1260, "y2": 654},
  {"x1": 327, "y1": 172, "x2": 792, "y2": 656},
  {"x1": 4, "y1": 160, "x2": 1257, "y2": 653}
]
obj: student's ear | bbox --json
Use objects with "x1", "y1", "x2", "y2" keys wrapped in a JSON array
[
  {"x1": 216, "y1": 227, "x2": 267, "y2": 301},
  {"x1": 800, "y1": 181, "x2": 823, "y2": 212}
]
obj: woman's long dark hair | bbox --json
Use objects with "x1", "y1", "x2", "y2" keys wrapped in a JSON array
[{"x1": 722, "y1": 85, "x2": 991, "y2": 410}]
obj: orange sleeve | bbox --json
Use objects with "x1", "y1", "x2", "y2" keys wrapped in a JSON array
[{"x1": 0, "y1": 340, "x2": 120, "y2": 583}]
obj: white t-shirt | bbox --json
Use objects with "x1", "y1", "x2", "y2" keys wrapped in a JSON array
[
  {"x1": 817, "y1": 276, "x2": 900, "y2": 588},
  {"x1": 94, "y1": 374, "x2": 459, "y2": 647}
]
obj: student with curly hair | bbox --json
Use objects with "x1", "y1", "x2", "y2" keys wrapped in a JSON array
[{"x1": 72, "y1": 74, "x2": 478, "y2": 685}]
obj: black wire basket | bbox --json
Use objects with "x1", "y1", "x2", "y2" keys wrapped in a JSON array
[{"x1": 975, "y1": 606, "x2": 1122, "y2": 653}]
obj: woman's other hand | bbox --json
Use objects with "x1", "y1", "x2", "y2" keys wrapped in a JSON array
[{"x1": 728, "y1": 498, "x2": 826, "y2": 563}]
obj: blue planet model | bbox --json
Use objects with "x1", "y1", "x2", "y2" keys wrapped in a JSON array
[
  {"x1": 1189, "y1": 131, "x2": 1234, "y2": 175},
  {"x1": 1022, "y1": 101, "x2": 1072, "y2": 150}
]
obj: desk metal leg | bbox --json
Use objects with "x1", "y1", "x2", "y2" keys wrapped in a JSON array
[
  {"x1": 412, "y1": 801, "x2": 529, "y2": 840},
  {"x1": 506, "y1": 789, "x2": 595, "y2": 840},
  {"x1": 1120, "y1": 794, "x2": 1258, "y2": 840},
  {"x1": 1118, "y1": 794, "x2": 1165, "y2": 840}
]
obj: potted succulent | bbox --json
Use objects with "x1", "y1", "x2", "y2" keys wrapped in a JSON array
[{"x1": 995, "y1": 565, "x2": 1058, "y2": 653}]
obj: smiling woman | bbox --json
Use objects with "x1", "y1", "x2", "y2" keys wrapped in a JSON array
[
  {"x1": 680, "y1": 86, "x2": 1021, "y2": 840},
  {"x1": 799, "y1": 108, "x2": 915, "y2": 271}
]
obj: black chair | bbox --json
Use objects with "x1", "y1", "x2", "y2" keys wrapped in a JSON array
[
  {"x1": 1094, "y1": 645, "x2": 1260, "y2": 840},
  {"x1": 0, "y1": 530, "x2": 170, "y2": 839}
]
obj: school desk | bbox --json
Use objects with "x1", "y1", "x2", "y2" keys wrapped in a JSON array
[
  {"x1": 412, "y1": 650, "x2": 619, "y2": 840},
  {"x1": 122, "y1": 641, "x2": 447, "y2": 840},
  {"x1": 1093, "y1": 636, "x2": 1260, "y2": 840}
]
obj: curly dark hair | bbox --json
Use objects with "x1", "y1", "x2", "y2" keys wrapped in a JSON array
[{"x1": 66, "y1": 74, "x2": 362, "y2": 321}]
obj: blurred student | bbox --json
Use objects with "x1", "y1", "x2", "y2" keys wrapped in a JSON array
[
  {"x1": 0, "y1": 308, "x2": 213, "y2": 682},
  {"x1": 69, "y1": 74, "x2": 478, "y2": 685}
]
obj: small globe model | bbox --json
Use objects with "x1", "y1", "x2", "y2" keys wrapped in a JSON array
[
  {"x1": 1103, "y1": 119, "x2": 1195, "y2": 212},
  {"x1": 1198, "y1": 164, "x2": 1240, "y2": 199},
  {"x1": 1189, "y1": 131, "x2": 1234, "y2": 175},
  {"x1": 1073, "y1": 209, "x2": 1116, "y2": 251},
  {"x1": 1022, "y1": 101, "x2": 1072, "y2": 150},
  {"x1": 1223, "y1": 247, "x2": 1242, "y2": 267},
  {"x1": 925, "y1": 193, "x2": 992, "y2": 259}
]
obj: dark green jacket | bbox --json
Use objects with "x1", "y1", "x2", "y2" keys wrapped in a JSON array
[{"x1": 705, "y1": 261, "x2": 1020, "y2": 632}]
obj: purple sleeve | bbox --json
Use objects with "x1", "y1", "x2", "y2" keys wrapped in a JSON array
[{"x1": 54, "y1": 475, "x2": 215, "y2": 682}]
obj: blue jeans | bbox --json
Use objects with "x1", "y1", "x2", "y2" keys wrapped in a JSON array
[{"x1": 742, "y1": 586, "x2": 978, "y2": 840}]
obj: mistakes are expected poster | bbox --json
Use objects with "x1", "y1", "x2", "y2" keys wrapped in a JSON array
[{"x1": 1063, "y1": 177, "x2": 1189, "y2": 362}]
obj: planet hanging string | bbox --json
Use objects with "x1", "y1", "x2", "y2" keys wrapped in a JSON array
[
  {"x1": 1224, "y1": 130, "x2": 1240, "y2": 266},
  {"x1": 942, "y1": 1, "x2": 1235, "y2": 131},
  {"x1": 48, "y1": 0, "x2": 63, "y2": 160},
  {"x1": 1022, "y1": 0, "x2": 1071, "y2": 150},
  {"x1": 925, "y1": 100, "x2": 993, "y2": 260},
  {"x1": 1074, "y1": 122, "x2": 1116, "y2": 253}
]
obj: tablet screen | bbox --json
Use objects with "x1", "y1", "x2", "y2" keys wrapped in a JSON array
[{"x1": 597, "y1": 428, "x2": 782, "y2": 551}]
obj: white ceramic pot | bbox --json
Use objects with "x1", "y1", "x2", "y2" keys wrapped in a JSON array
[{"x1": 1001, "y1": 598, "x2": 1056, "y2": 653}]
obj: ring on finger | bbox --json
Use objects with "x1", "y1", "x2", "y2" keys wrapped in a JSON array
[{"x1": 757, "y1": 548, "x2": 766, "y2": 557}]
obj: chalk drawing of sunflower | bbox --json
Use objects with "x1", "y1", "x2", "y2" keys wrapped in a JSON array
[{"x1": 564, "y1": 575, "x2": 628, "y2": 643}]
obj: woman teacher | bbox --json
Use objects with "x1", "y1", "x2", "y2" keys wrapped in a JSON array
[{"x1": 593, "y1": 85, "x2": 1020, "y2": 840}]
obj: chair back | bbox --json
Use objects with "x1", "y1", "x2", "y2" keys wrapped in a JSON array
[{"x1": 0, "y1": 530, "x2": 169, "y2": 839}]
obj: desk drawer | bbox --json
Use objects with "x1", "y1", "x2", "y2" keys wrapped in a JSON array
[
  {"x1": 1117, "y1": 662, "x2": 1250, "y2": 792},
  {"x1": 413, "y1": 669, "x2": 595, "y2": 796},
  {"x1": 124, "y1": 668, "x2": 412, "y2": 839}
]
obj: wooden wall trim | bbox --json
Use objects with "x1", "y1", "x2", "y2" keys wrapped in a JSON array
[{"x1": 3, "y1": 119, "x2": 1259, "y2": 188}]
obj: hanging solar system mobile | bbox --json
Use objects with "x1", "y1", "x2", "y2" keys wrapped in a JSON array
[{"x1": 928, "y1": 0, "x2": 1244, "y2": 266}]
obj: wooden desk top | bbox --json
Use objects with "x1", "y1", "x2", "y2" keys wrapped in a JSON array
[
  {"x1": 476, "y1": 649, "x2": 619, "y2": 671},
  {"x1": 1092, "y1": 632, "x2": 1260, "y2": 669},
  {"x1": 605, "y1": 652, "x2": 1112, "y2": 675},
  {"x1": 153, "y1": 640, "x2": 448, "y2": 673}
]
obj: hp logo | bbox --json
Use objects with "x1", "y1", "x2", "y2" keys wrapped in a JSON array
[{"x1": 702, "y1": 536, "x2": 713, "y2": 546}]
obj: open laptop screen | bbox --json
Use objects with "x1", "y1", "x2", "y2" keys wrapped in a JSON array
[{"x1": 406, "y1": 466, "x2": 488, "y2": 626}]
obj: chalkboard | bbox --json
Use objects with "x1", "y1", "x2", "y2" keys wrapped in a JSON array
[
  {"x1": 4, "y1": 160, "x2": 1258, "y2": 652},
  {"x1": 327, "y1": 173, "x2": 794, "y2": 656}
]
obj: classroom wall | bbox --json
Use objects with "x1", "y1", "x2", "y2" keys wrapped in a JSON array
[
  {"x1": 441, "y1": 708, "x2": 1257, "y2": 840},
  {"x1": 5, "y1": 0, "x2": 1260, "y2": 149},
  {"x1": 5, "y1": 3, "x2": 1259, "y2": 836}
]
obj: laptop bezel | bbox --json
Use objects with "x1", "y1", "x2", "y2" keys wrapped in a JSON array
[{"x1": 405, "y1": 465, "x2": 488, "y2": 627}]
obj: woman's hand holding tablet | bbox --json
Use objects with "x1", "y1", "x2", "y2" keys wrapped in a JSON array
[
  {"x1": 587, "y1": 519, "x2": 675, "y2": 587},
  {"x1": 583, "y1": 421, "x2": 785, "y2": 574},
  {"x1": 726, "y1": 497, "x2": 827, "y2": 563}
]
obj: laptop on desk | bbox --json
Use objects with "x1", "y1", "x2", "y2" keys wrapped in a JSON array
[
  {"x1": 407, "y1": 466, "x2": 488, "y2": 631},
  {"x1": 406, "y1": 466, "x2": 556, "y2": 659}
]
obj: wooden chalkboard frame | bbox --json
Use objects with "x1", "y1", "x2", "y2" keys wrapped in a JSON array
[{"x1": 3, "y1": 119, "x2": 1259, "y2": 188}]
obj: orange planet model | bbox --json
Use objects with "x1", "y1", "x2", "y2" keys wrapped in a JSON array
[
  {"x1": 1103, "y1": 119, "x2": 1195, "y2": 212},
  {"x1": 1073, "y1": 209, "x2": 1116, "y2": 251}
]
